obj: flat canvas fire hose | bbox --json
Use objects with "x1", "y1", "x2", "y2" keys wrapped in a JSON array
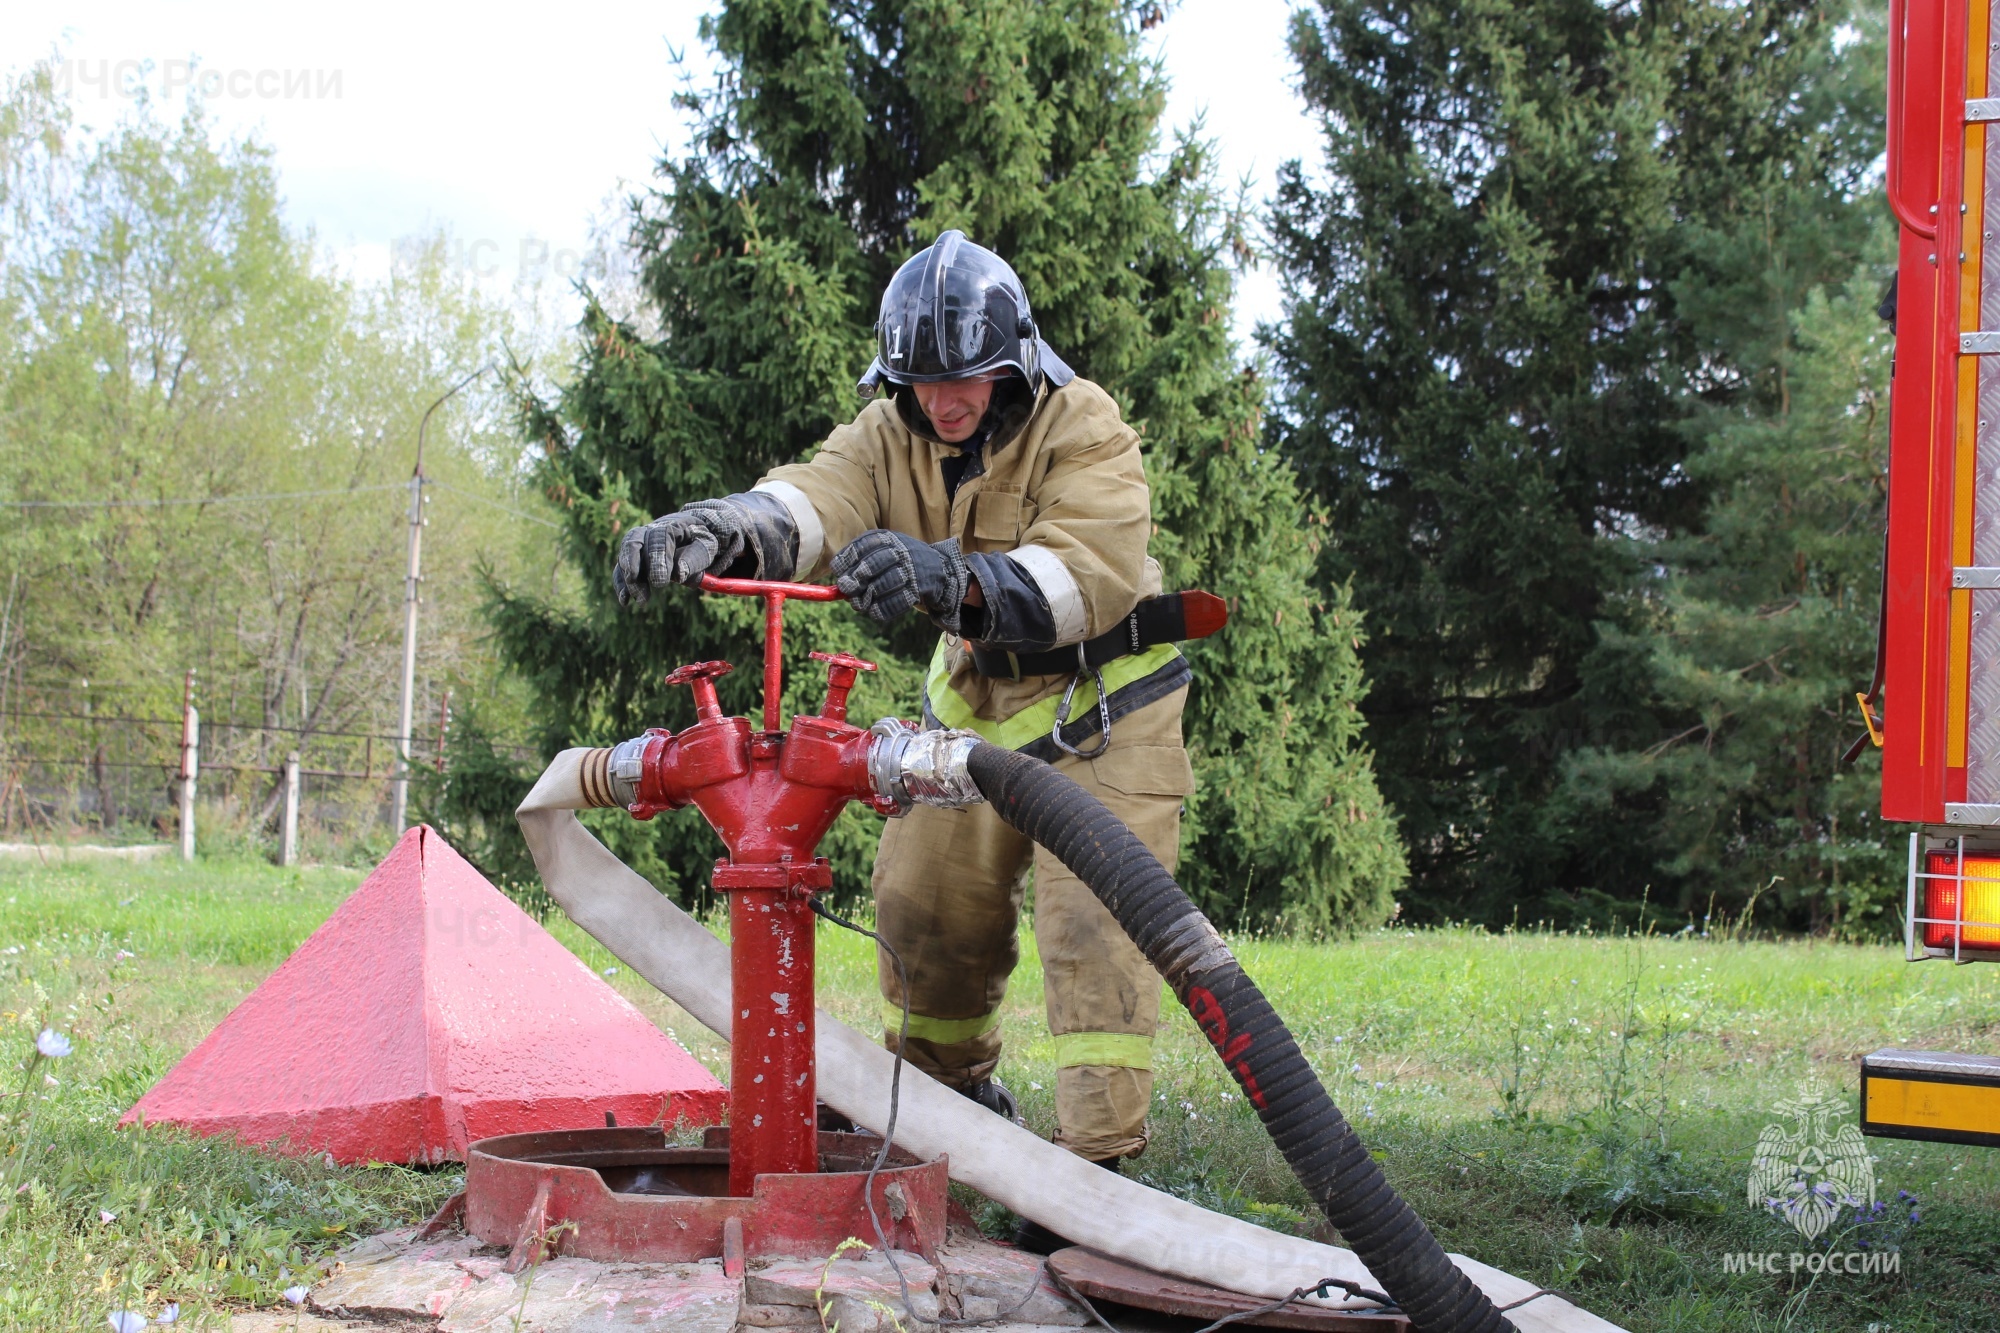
[{"x1": 518, "y1": 748, "x2": 1625, "y2": 1333}]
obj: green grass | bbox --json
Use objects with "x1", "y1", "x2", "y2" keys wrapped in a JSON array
[
  {"x1": 0, "y1": 856, "x2": 457, "y2": 1331},
  {"x1": 1, "y1": 854, "x2": 1998, "y2": 1330}
]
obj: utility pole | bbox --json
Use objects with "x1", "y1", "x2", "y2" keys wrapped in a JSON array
[{"x1": 391, "y1": 365, "x2": 487, "y2": 833}]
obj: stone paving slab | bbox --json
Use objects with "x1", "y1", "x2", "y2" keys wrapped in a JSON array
[
  {"x1": 312, "y1": 1228, "x2": 485, "y2": 1321},
  {"x1": 303, "y1": 1226, "x2": 1089, "y2": 1332},
  {"x1": 434, "y1": 1257, "x2": 740, "y2": 1332},
  {"x1": 741, "y1": 1252, "x2": 937, "y2": 1332},
  {"x1": 936, "y1": 1238, "x2": 1089, "y2": 1326},
  {"x1": 231, "y1": 1314, "x2": 434, "y2": 1332}
]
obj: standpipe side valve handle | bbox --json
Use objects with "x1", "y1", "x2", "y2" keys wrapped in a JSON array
[
  {"x1": 696, "y1": 573, "x2": 844, "y2": 602},
  {"x1": 665, "y1": 660, "x2": 734, "y2": 722},
  {"x1": 809, "y1": 651, "x2": 876, "y2": 723}
]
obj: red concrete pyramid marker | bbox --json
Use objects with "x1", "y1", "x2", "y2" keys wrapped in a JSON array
[{"x1": 121, "y1": 825, "x2": 725, "y2": 1164}]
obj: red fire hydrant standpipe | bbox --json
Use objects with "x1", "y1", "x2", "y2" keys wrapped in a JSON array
[
  {"x1": 616, "y1": 574, "x2": 898, "y2": 1196},
  {"x1": 459, "y1": 575, "x2": 984, "y2": 1274}
]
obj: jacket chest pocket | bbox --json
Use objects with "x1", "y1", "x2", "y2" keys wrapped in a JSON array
[{"x1": 969, "y1": 487, "x2": 1028, "y2": 548}]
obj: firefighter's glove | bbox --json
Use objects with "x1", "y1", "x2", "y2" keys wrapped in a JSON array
[
  {"x1": 833, "y1": 530, "x2": 971, "y2": 633},
  {"x1": 614, "y1": 493, "x2": 797, "y2": 608}
]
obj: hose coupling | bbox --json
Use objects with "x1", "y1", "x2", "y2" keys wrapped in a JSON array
[
  {"x1": 604, "y1": 735, "x2": 651, "y2": 809},
  {"x1": 868, "y1": 720, "x2": 985, "y2": 814}
]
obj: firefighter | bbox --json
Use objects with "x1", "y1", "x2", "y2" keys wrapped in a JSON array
[{"x1": 613, "y1": 231, "x2": 1194, "y2": 1245}]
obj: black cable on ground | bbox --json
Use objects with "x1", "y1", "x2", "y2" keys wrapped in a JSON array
[
  {"x1": 1186, "y1": 1277, "x2": 1399, "y2": 1333},
  {"x1": 807, "y1": 898, "x2": 1051, "y2": 1327},
  {"x1": 963, "y1": 741, "x2": 1515, "y2": 1333}
]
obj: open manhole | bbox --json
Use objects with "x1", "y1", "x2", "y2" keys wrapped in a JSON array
[{"x1": 457, "y1": 1125, "x2": 949, "y2": 1268}]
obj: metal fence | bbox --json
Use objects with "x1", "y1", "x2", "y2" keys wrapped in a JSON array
[{"x1": 0, "y1": 672, "x2": 454, "y2": 860}]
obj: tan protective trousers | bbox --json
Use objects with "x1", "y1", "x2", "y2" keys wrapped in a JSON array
[{"x1": 871, "y1": 688, "x2": 1192, "y2": 1162}]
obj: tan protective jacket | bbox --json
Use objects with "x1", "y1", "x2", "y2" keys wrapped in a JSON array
[{"x1": 754, "y1": 377, "x2": 1186, "y2": 754}]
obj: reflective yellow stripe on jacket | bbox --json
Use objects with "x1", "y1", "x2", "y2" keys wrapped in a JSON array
[{"x1": 922, "y1": 639, "x2": 1183, "y2": 752}]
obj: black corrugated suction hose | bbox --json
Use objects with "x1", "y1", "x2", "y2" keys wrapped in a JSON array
[{"x1": 964, "y1": 741, "x2": 1512, "y2": 1333}]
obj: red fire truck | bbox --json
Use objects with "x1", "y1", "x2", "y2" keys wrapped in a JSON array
[{"x1": 1862, "y1": 0, "x2": 2000, "y2": 1144}]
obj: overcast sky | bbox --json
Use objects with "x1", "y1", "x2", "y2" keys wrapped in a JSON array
[{"x1": 2, "y1": 1, "x2": 1324, "y2": 346}]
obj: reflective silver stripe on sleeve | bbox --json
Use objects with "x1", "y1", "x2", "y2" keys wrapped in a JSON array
[
  {"x1": 1004, "y1": 544, "x2": 1087, "y2": 644},
  {"x1": 751, "y1": 479, "x2": 825, "y2": 574}
]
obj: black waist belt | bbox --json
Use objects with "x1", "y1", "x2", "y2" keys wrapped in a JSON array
[{"x1": 969, "y1": 590, "x2": 1228, "y2": 680}]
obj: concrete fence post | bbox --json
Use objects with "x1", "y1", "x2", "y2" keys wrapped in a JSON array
[
  {"x1": 281, "y1": 752, "x2": 301, "y2": 867},
  {"x1": 178, "y1": 670, "x2": 199, "y2": 863}
]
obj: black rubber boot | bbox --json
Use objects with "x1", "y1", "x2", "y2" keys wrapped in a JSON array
[
  {"x1": 1012, "y1": 1155, "x2": 1121, "y2": 1254},
  {"x1": 963, "y1": 1077, "x2": 1021, "y2": 1125}
]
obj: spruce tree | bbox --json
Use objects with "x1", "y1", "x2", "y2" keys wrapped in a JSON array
[
  {"x1": 1556, "y1": 260, "x2": 1895, "y2": 932},
  {"x1": 1266, "y1": 0, "x2": 1885, "y2": 921},
  {"x1": 484, "y1": 0, "x2": 1405, "y2": 929},
  {"x1": 1550, "y1": 10, "x2": 1895, "y2": 932}
]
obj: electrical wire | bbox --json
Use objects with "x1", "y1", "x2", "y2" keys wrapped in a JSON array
[
  {"x1": 2, "y1": 479, "x2": 561, "y2": 529},
  {"x1": 1182, "y1": 1277, "x2": 1399, "y2": 1332},
  {"x1": 2, "y1": 710, "x2": 406, "y2": 743},
  {"x1": 1844, "y1": 283, "x2": 1899, "y2": 769},
  {"x1": 1045, "y1": 1270, "x2": 1123, "y2": 1331},
  {"x1": 428, "y1": 479, "x2": 563, "y2": 528},
  {"x1": 0, "y1": 484, "x2": 405, "y2": 509},
  {"x1": 1497, "y1": 1287, "x2": 1571, "y2": 1312},
  {"x1": 807, "y1": 897, "x2": 1052, "y2": 1327}
]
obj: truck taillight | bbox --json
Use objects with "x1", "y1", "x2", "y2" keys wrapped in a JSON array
[{"x1": 1920, "y1": 852, "x2": 2000, "y2": 952}]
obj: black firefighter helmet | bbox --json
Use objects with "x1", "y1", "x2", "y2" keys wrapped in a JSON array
[{"x1": 858, "y1": 230, "x2": 1073, "y2": 395}]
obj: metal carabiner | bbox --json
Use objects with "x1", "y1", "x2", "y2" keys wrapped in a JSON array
[{"x1": 1051, "y1": 644, "x2": 1112, "y2": 759}]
